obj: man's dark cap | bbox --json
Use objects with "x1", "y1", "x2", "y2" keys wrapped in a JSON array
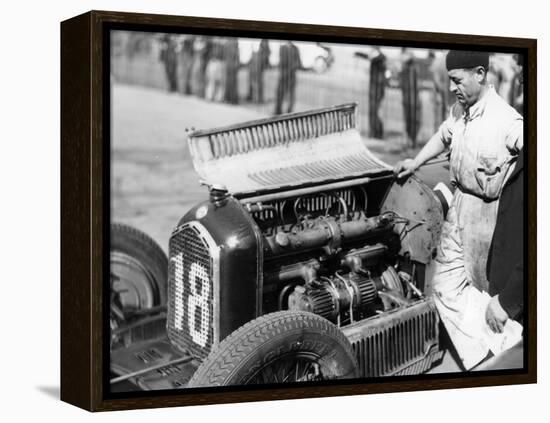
[{"x1": 445, "y1": 50, "x2": 489, "y2": 71}]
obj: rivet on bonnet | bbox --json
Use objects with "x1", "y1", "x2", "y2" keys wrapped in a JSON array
[{"x1": 446, "y1": 50, "x2": 489, "y2": 71}]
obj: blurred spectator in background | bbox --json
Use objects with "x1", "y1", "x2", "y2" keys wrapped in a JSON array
[
  {"x1": 224, "y1": 38, "x2": 240, "y2": 104},
  {"x1": 177, "y1": 36, "x2": 195, "y2": 95},
  {"x1": 429, "y1": 50, "x2": 453, "y2": 129},
  {"x1": 248, "y1": 39, "x2": 271, "y2": 104},
  {"x1": 274, "y1": 41, "x2": 303, "y2": 115},
  {"x1": 159, "y1": 35, "x2": 178, "y2": 92},
  {"x1": 511, "y1": 54, "x2": 524, "y2": 115},
  {"x1": 368, "y1": 47, "x2": 387, "y2": 139},
  {"x1": 355, "y1": 47, "x2": 387, "y2": 139},
  {"x1": 400, "y1": 48, "x2": 421, "y2": 148},
  {"x1": 191, "y1": 36, "x2": 212, "y2": 98},
  {"x1": 205, "y1": 38, "x2": 226, "y2": 102},
  {"x1": 488, "y1": 53, "x2": 516, "y2": 104}
]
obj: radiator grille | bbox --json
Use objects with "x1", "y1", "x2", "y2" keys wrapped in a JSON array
[
  {"x1": 167, "y1": 224, "x2": 216, "y2": 360},
  {"x1": 346, "y1": 301, "x2": 440, "y2": 377}
]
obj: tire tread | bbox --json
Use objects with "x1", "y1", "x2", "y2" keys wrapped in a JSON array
[{"x1": 188, "y1": 311, "x2": 356, "y2": 387}]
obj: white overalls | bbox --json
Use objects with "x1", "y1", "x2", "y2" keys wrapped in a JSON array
[{"x1": 431, "y1": 86, "x2": 523, "y2": 369}]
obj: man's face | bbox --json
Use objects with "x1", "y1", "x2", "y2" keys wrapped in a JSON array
[{"x1": 448, "y1": 67, "x2": 485, "y2": 107}]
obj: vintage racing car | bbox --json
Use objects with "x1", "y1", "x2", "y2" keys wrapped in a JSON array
[{"x1": 109, "y1": 103, "x2": 452, "y2": 391}]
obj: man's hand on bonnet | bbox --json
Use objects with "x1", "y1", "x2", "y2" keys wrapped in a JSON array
[{"x1": 393, "y1": 158, "x2": 419, "y2": 179}]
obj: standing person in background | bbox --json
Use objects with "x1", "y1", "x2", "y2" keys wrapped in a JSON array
[
  {"x1": 400, "y1": 48, "x2": 421, "y2": 148},
  {"x1": 354, "y1": 47, "x2": 387, "y2": 139},
  {"x1": 393, "y1": 50, "x2": 523, "y2": 370},
  {"x1": 205, "y1": 38, "x2": 226, "y2": 102},
  {"x1": 429, "y1": 50, "x2": 453, "y2": 129},
  {"x1": 248, "y1": 39, "x2": 271, "y2": 104},
  {"x1": 224, "y1": 38, "x2": 240, "y2": 104},
  {"x1": 177, "y1": 35, "x2": 195, "y2": 95},
  {"x1": 159, "y1": 34, "x2": 178, "y2": 92},
  {"x1": 368, "y1": 47, "x2": 387, "y2": 139},
  {"x1": 510, "y1": 54, "x2": 524, "y2": 115},
  {"x1": 488, "y1": 53, "x2": 516, "y2": 105},
  {"x1": 190, "y1": 36, "x2": 212, "y2": 98},
  {"x1": 274, "y1": 41, "x2": 302, "y2": 115}
]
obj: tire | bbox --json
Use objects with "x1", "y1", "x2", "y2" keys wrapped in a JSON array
[
  {"x1": 188, "y1": 311, "x2": 358, "y2": 387},
  {"x1": 110, "y1": 223, "x2": 168, "y2": 312}
]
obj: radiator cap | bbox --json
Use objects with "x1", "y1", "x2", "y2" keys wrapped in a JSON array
[{"x1": 209, "y1": 183, "x2": 229, "y2": 206}]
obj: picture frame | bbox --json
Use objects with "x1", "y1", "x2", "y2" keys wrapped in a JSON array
[{"x1": 61, "y1": 10, "x2": 537, "y2": 411}]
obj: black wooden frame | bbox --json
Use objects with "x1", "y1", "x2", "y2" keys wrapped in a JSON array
[{"x1": 61, "y1": 10, "x2": 537, "y2": 411}]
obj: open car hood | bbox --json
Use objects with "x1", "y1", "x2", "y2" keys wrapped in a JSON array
[{"x1": 187, "y1": 103, "x2": 392, "y2": 197}]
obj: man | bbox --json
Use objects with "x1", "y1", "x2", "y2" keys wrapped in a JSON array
[
  {"x1": 204, "y1": 38, "x2": 226, "y2": 102},
  {"x1": 400, "y1": 48, "x2": 421, "y2": 148},
  {"x1": 190, "y1": 36, "x2": 212, "y2": 98},
  {"x1": 488, "y1": 53, "x2": 516, "y2": 105},
  {"x1": 224, "y1": 38, "x2": 240, "y2": 105},
  {"x1": 428, "y1": 50, "x2": 453, "y2": 129},
  {"x1": 485, "y1": 148, "x2": 524, "y2": 334},
  {"x1": 177, "y1": 35, "x2": 195, "y2": 95},
  {"x1": 248, "y1": 39, "x2": 271, "y2": 104},
  {"x1": 511, "y1": 54, "x2": 524, "y2": 115},
  {"x1": 394, "y1": 50, "x2": 523, "y2": 369},
  {"x1": 369, "y1": 48, "x2": 387, "y2": 139},
  {"x1": 274, "y1": 41, "x2": 303, "y2": 115},
  {"x1": 353, "y1": 47, "x2": 387, "y2": 138},
  {"x1": 159, "y1": 35, "x2": 178, "y2": 92}
]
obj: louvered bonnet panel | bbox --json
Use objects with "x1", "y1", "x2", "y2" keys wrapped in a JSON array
[{"x1": 187, "y1": 103, "x2": 391, "y2": 196}]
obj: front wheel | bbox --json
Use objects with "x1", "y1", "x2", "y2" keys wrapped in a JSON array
[
  {"x1": 188, "y1": 311, "x2": 358, "y2": 387},
  {"x1": 110, "y1": 223, "x2": 168, "y2": 311},
  {"x1": 110, "y1": 223, "x2": 168, "y2": 349}
]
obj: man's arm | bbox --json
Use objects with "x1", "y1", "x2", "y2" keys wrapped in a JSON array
[{"x1": 393, "y1": 130, "x2": 449, "y2": 178}]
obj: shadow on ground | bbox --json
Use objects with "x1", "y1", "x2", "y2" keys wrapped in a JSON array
[{"x1": 36, "y1": 385, "x2": 59, "y2": 400}]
